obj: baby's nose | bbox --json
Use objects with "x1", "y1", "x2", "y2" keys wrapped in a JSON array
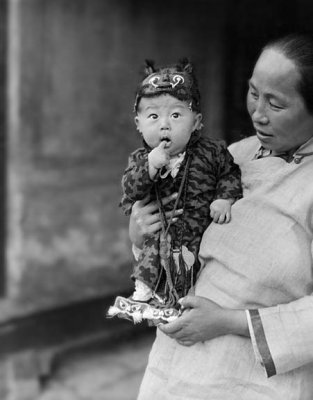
[{"x1": 160, "y1": 117, "x2": 170, "y2": 130}]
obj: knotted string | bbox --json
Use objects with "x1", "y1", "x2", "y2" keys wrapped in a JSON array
[{"x1": 154, "y1": 155, "x2": 192, "y2": 306}]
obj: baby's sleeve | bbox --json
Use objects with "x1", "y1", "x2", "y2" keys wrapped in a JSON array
[
  {"x1": 119, "y1": 148, "x2": 154, "y2": 215},
  {"x1": 215, "y1": 141, "x2": 242, "y2": 201}
]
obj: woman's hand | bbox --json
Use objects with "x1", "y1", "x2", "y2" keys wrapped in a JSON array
[
  {"x1": 129, "y1": 194, "x2": 182, "y2": 248},
  {"x1": 159, "y1": 295, "x2": 249, "y2": 346}
]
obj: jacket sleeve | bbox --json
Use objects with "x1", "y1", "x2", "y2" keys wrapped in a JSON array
[
  {"x1": 215, "y1": 141, "x2": 242, "y2": 201},
  {"x1": 246, "y1": 293, "x2": 313, "y2": 377},
  {"x1": 119, "y1": 148, "x2": 155, "y2": 215}
]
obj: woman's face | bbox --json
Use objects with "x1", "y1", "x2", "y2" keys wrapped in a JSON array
[{"x1": 247, "y1": 48, "x2": 313, "y2": 152}]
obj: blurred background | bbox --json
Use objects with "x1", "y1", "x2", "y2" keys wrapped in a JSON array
[{"x1": 0, "y1": 0, "x2": 313, "y2": 399}]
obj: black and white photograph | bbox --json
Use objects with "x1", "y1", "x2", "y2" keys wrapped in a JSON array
[{"x1": 1, "y1": 1, "x2": 313, "y2": 399}]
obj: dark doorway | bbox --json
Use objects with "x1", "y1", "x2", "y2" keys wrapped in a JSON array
[{"x1": 224, "y1": 0, "x2": 304, "y2": 144}]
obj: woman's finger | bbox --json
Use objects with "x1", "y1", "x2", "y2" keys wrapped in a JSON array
[
  {"x1": 145, "y1": 212, "x2": 161, "y2": 225},
  {"x1": 144, "y1": 218, "x2": 177, "y2": 235},
  {"x1": 133, "y1": 205, "x2": 159, "y2": 227},
  {"x1": 138, "y1": 194, "x2": 180, "y2": 219},
  {"x1": 145, "y1": 221, "x2": 162, "y2": 235},
  {"x1": 142, "y1": 201, "x2": 159, "y2": 214},
  {"x1": 158, "y1": 320, "x2": 183, "y2": 335},
  {"x1": 161, "y1": 193, "x2": 178, "y2": 206},
  {"x1": 179, "y1": 295, "x2": 200, "y2": 309},
  {"x1": 165, "y1": 208, "x2": 183, "y2": 220}
]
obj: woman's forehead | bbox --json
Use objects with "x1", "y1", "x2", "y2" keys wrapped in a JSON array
[{"x1": 251, "y1": 49, "x2": 301, "y2": 94}]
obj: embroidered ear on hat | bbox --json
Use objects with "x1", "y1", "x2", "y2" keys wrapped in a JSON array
[{"x1": 134, "y1": 58, "x2": 201, "y2": 113}]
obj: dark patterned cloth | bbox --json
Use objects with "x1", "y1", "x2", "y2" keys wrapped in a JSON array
[{"x1": 120, "y1": 135, "x2": 242, "y2": 304}]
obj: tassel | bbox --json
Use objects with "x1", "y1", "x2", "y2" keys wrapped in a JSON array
[
  {"x1": 132, "y1": 311, "x2": 143, "y2": 324},
  {"x1": 178, "y1": 252, "x2": 186, "y2": 296},
  {"x1": 106, "y1": 305, "x2": 121, "y2": 318}
]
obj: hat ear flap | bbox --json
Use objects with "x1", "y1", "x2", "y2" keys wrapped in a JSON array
[
  {"x1": 178, "y1": 57, "x2": 193, "y2": 74},
  {"x1": 184, "y1": 63, "x2": 193, "y2": 74},
  {"x1": 144, "y1": 59, "x2": 156, "y2": 76}
]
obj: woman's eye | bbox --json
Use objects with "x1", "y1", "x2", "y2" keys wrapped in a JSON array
[{"x1": 269, "y1": 102, "x2": 283, "y2": 110}]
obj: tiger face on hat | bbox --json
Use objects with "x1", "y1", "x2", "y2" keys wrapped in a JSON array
[{"x1": 134, "y1": 58, "x2": 201, "y2": 113}]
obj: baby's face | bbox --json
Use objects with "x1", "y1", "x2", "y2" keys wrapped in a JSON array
[{"x1": 135, "y1": 94, "x2": 202, "y2": 156}]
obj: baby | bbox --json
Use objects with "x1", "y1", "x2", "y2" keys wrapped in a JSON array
[{"x1": 107, "y1": 59, "x2": 242, "y2": 324}]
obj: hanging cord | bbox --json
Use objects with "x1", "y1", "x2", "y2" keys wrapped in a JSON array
[
  {"x1": 176, "y1": 159, "x2": 192, "y2": 296},
  {"x1": 154, "y1": 155, "x2": 192, "y2": 306}
]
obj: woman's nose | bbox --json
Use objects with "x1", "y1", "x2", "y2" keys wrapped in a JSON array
[{"x1": 251, "y1": 102, "x2": 268, "y2": 125}]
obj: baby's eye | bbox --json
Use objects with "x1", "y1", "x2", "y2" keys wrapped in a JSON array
[
  {"x1": 148, "y1": 113, "x2": 158, "y2": 119},
  {"x1": 171, "y1": 112, "x2": 181, "y2": 119}
]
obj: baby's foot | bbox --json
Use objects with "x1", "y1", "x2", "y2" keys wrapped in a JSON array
[{"x1": 131, "y1": 280, "x2": 153, "y2": 302}]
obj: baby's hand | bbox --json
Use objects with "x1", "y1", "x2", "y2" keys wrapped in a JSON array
[
  {"x1": 210, "y1": 199, "x2": 232, "y2": 224},
  {"x1": 148, "y1": 141, "x2": 170, "y2": 179}
]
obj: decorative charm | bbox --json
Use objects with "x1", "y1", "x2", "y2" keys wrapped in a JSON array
[
  {"x1": 172, "y1": 246, "x2": 195, "y2": 273},
  {"x1": 181, "y1": 245, "x2": 195, "y2": 270}
]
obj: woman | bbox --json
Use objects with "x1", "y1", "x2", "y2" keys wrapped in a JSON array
[{"x1": 131, "y1": 34, "x2": 313, "y2": 399}]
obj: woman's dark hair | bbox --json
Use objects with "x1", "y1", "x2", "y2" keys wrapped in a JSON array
[{"x1": 263, "y1": 33, "x2": 313, "y2": 114}]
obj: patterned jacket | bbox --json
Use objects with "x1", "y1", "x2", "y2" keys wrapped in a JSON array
[{"x1": 120, "y1": 134, "x2": 242, "y2": 301}]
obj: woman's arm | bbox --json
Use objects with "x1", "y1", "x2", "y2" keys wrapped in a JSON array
[
  {"x1": 161, "y1": 293, "x2": 313, "y2": 378},
  {"x1": 159, "y1": 295, "x2": 249, "y2": 346},
  {"x1": 246, "y1": 295, "x2": 313, "y2": 377}
]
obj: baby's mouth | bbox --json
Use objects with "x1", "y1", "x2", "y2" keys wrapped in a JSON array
[{"x1": 161, "y1": 137, "x2": 171, "y2": 147}]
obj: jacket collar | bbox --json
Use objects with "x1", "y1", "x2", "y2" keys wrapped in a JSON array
[{"x1": 254, "y1": 135, "x2": 313, "y2": 164}]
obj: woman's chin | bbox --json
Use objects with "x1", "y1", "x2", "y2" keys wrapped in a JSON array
[{"x1": 256, "y1": 131, "x2": 274, "y2": 146}]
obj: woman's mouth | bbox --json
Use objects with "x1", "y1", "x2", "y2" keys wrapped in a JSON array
[{"x1": 256, "y1": 130, "x2": 273, "y2": 139}]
